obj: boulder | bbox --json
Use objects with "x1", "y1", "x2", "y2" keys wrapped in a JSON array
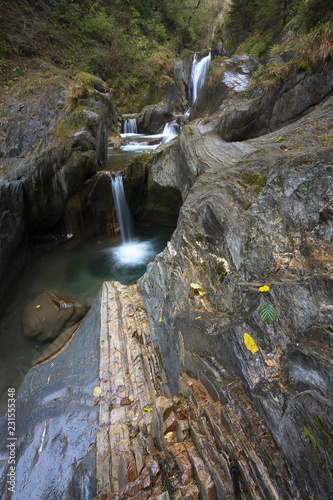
[{"x1": 22, "y1": 291, "x2": 89, "y2": 342}]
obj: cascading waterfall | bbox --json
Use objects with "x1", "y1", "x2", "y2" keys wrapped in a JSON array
[
  {"x1": 111, "y1": 175, "x2": 133, "y2": 242},
  {"x1": 111, "y1": 174, "x2": 156, "y2": 267},
  {"x1": 190, "y1": 52, "x2": 211, "y2": 107},
  {"x1": 123, "y1": 118, "x2": 137, "y2": 134},
  {"x1": 161, "y1": 120, "x2": 180, "y2": 144}
]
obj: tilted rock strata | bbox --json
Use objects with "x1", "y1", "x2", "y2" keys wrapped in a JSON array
[{"x1": 138, "y1": 95, "x2": 333, "y2": 497}]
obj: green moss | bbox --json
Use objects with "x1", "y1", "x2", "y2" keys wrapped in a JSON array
[
  {"x1": 180, "y1": 49, "x2": 190, "y2": 60},
  {"x1": 314, "y1": 417, "x2": 333, "y2": 449},
  {"x1": 298, "y1": 61, "x2": 308, "y2": 71},
  {"x1": 146, "y1": 183, "x2": 182, "y2": 218},
  {"x1": 241, "y1": 170, "x2": 268, "y2": 196},
  {"x1": 302, "y1": 425, "x2": 318, "y2": 449},
  {"x1": 186, "y1": 125, "x2": 194, "y2": 136},
  {"x1": 217, "y1": 262, "x2": 228, "y2": 282}
]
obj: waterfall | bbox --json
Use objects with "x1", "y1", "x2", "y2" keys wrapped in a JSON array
[
  {"x1": 190, "y1": 52, "x2": 211, "y2": 107},
  {"x1": 161, "y1": 120, "x2": 180, "y2": 144},
  {"x1": 111, "y1": 175, "x2": 133, "y2": 242},
  {"x1": 123, "y1": 118, "x2": 137, "y2": 134}
]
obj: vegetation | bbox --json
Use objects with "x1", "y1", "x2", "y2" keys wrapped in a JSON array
[
  {"x1": 226, "y1": 0, "x2": 333, "y2": 57},
  {"x1": 0, "y1": 0, "x2": 221, "y2": 110}
]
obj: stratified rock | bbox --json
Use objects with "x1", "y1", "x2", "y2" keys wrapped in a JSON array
[{"x1": 22, "y1": 291, "x2": 89, "y2": 342}]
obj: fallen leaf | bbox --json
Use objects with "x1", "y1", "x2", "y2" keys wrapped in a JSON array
[
  {"x1": 130, "y1": 426, "x2": 140, "y2": 438},
  {"x1": 265, "y1": 359, "x2": 275, "y2": 367},
  {"x1": 143, "y1": 407, "x2": 152, "y2": 413},
  {"x1": 129, "y1": 395, "x2": 134, "y2": 402},
  {"x1": 177, "y1": 410, "x2": 188, "y2": 420},
  {"x1": 198, "y1": 290, "x2": 206, "y2": 296},
  {"x1": 148, "y1": 393, "x2": 151, "y2": 400},
  {"x1": 273, "y1": 397, "x2": 280, "y2": 402},
  {"x1": 159, "y1": 317, "x2": 162, "y2": 323},
  {"x1": 36, "y1": 305, "x2": 41, "y2": 308},
  {"x1": 259, "y1": 285, "x2": 270, "y2": 292},
  {"x1": 195, "y1": 316, "x2": 202, "y2": 320},
  {"x1": 93, "y1": 386, "x2": 102, "y2": 397},
  {"x1": 190, "y1": 283, "x2": 201, "y2": 289},
  {"x1": 121, "y1": 397, "x2": 131, "y2": 406},
  {"x1": 275, "y1": 262, "x2": 281, "y2": 273},
  {"x1": 135, "y1": 368, "x2": 140, "y2": 376},
  {"x1": 165, "y1": 432, "x2": 174, "y2": 442},
  {"x1": 244, "y1": 333, "x2": 259, "y2": 354}
]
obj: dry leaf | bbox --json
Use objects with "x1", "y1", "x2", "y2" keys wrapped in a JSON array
[
  {"x1": 177, "y1": 410, "x2": 188, "y2": 420},
  {"x1": 121, "y1": 397, "x2": 131, "y2": 406},
  {"x1": 265, "y1": 359, "x2": 275, "y2": 367},
  {"x1": 275, "y1": 262, "x2": 281, "y2": 273}
]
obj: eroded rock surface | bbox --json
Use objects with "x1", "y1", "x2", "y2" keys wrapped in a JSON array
[
  {"x1": 22, "y1": 291, "x2": 89, "y2": 342},
  {"x1": 137, "y1": 94, "x2": 333, "y2": 498}
]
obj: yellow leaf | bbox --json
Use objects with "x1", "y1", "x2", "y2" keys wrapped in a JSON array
[
  {"x1": 259, "y1": 285, "x2": 270, "y2": 292},
  {"x1": 244, "y1": 333, "x2": 259, "y2": 354},
  {"x1": 93, "y1": 386, "x2": 102, "y2": 397},
  {"x1": 36, "y1": 305, "x2": 41, "y2": 308},
  {"x1": 159, "y1": 317, "x2": 162, "y2": 323},
  {"x1": 129, "y1": 395, "x2": 134, "y2": 402},
  {"x1": 195, "y1": 316, "x2": 202, "y2": 320},
  {"x1": 165, "y1": 432, "x2": 174, "y2": 442},
  {"x1": 143, "y1": 407, "x2": 152, "y2": 413}
]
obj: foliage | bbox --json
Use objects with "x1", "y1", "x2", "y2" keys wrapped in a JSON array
[
  {"x1": 0, "y1": 0, "x2": 222, "y2": 107},
  {"x1": 226, "y1": 0, "x2": 333, "y2": 58},
  {"x1": 258, "y1": 304, "x2": 277, "y2": 324}
]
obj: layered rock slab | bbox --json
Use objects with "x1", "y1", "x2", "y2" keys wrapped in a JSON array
[{"x1": 138, "y1": 95, "x2": 333, "y2": 498}]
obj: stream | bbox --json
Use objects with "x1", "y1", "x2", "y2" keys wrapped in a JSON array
[{"x1": 0, "y1": 126, "x2": 179, "y2": 415}]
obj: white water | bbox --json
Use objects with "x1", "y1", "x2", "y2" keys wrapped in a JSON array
[
  {"x1": 111, "y1": 175, "x2": 133, "y2": 242},
  {"x1": 190, "y1": 52, "x2": 211, "y2": 107},
  {"x1": 111, "y1": 240, "x2": 156, "y2": 267},
  {"x1": 161, "y1": 120, "x2": 180, "y2": 144},
  {"x1": 123, "y1": 118, "x2": 137, "y2": 134},
  {"x1": 111, "y1": 174, "x2": 159, "y2": 268}
]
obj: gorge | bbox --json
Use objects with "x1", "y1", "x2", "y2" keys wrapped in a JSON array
[{"x1": 0, "y1": 1, "x2": 333, "y2": 499}]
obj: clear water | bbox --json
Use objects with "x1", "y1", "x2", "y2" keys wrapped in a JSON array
[{"x1": 0, "y1": 226, "x2": 172, "y2": 415}]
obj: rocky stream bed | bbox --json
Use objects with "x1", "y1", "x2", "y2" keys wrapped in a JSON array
[{"x1": 0, "y1": 52, "x2": 332, "y2": 499}]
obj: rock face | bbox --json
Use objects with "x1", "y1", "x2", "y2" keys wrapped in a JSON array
[
  {"x1": 0, "y1": 288, "x2": 102, "y2": 500},
  {"x1": 0, "y1": 75, "x2": 116, "y2": 301},
  {"x1": 190, "y1": 54, "x2": 258, "y2": 120},
  {"x1": 137, "y1": 86, "x2": 333, "y2": 498},
  {"x1": 190, "y1": 54, "x2": 333, "y2": 142},
  {"x1": 22, "y1": 291, "x2": 89, "y2": 342}
]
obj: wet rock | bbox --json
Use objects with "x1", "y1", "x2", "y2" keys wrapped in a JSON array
[
  {"x1": 137, "y1": 102, "x2": 173, "y2": 134},
  {"x1": 0, "y1": 76, "x2": 115, "y2": 301},
  {"x1": 22, "y1": 291, "x2": 89, "y2": 342}
]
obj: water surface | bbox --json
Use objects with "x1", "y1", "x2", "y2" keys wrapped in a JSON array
[{"x1": 0, "y1": 226, "x2": 171, "y2": 414}]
